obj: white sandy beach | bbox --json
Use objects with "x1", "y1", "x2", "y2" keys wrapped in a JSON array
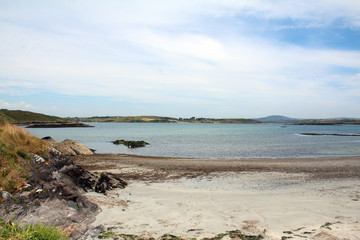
[{"x1": 75, "y1": 155, "x2": 360, "y2": 240}]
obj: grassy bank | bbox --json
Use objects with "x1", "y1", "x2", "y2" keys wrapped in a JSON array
[
  {"x1": 0, "y1": 118, "x2": 47, "y2": 193},
  {"x1": 0, "y1": 221, "x2": 69, "y2": 240}
]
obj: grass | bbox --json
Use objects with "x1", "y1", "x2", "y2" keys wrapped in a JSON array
[
  {"x1": 0, "y1": 221, "x2": 69, "y2": 240},
  {"x1": 0, "y1": 118, "x2": 47, "y2": 193}
]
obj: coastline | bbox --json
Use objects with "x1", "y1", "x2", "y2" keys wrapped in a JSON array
[{"x1": 73, "y1": 154, "x2": 360, "y2": 239}]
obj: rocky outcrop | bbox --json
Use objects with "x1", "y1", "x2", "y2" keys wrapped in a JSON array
[
  {"x1": 113, "y1": 139, "x2": 149, "y2": 148},
  {"x1": 0, "y1": 153, "x2": 99, "y2": 239},
  {"x1": 59, "y1": 164, "x2": 98, "y2": 192},
  {"x1": 0, "y1": 151, "x2": 128, "y2": 239},
  {"x1": 43, "y1": 137, "x2": 94, "y2": 156},
  {"x1": 95, "y1": 172, "x2": 128, "y2": 194}
]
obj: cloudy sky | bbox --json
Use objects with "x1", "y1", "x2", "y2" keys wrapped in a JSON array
[{"x1": 1, "y1": 0, "x2": 360, "y2": 118}]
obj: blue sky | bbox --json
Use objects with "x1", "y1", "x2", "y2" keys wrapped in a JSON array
[{"x1": 1, "y1": 0, "x2": 360, "y2": 118}]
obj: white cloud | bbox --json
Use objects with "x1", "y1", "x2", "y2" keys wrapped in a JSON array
[
  {"x1": 0, "y1": 100, "x2": 35, "y2": 110},
  {"x1": 1, "y1": 27, "x2": 359, "y2": 105},
  {"x1": 0, "y1": 0, "x2": 360, "y2": 117},
  {"x1": 206, "y1": 0, "x2": 360, "y2": 27}
]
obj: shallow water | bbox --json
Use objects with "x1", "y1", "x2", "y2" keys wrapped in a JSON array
[{"x1": 25, "y1": 122, "x2": 360, "y2": 158}]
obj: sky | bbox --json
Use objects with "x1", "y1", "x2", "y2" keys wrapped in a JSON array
[{"x1": 1, "y1": 0, "x2": 360, "y2": 118}]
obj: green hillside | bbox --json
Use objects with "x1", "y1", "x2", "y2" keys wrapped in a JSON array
[
  {"x1": 0, "y1": 109, "x2": 65, "y2": 123},
  {"x1": 74, "y1": 116, "x2": 177, "y2": 123}
]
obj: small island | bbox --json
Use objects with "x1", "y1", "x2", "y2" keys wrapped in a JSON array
[
  {"x1": 300, "y1": 132, "x2": 360, "y2": 136},
  {"x1": 26, "y1": 122, "x2": 93, "y2": 128}
]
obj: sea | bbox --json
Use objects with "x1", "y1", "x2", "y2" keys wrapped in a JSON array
[{"x1": 24, "y1": 122, "x2": 360, "y2": 159}]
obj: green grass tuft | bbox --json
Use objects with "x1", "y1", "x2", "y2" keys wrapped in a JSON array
[{"x1": 0, "y1": 222, "x2": 69, "y2": 240}]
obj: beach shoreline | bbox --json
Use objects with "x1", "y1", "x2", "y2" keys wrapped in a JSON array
[
  {"x1": 73, "y1": 154, "x2": 360, "y2": 239},
  {"x1": 73, "y1": 154, "x2": 360, "y2": 180}
]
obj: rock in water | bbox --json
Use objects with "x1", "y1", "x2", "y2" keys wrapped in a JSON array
[
  {"x1": 95, "y1": 172, "x2": 128, "y2": 194},
  {"x1": 113, "y1": 139, "x2": 149, "y2": 148}
]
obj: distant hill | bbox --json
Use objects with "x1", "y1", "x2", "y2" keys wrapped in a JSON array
[
  {"x1": 255, "y1": 115, "x2": 298, "y2": 122},
  {"x1": 0, "y1": 109, "x2": 66, "y2": 123},
  {"x1": 255, "y1": 115, "x2": 360, "y2": 124},
  {"x1": 3, "y1": 110, "x2": 358, "y2": 125}
]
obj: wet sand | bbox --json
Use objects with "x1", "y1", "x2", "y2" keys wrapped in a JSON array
[
  {"x1": 74, "y1": 154, "x2": 360, "y2": 180},
  {"x1": 73, "y1": 154, "x2": 360, "y2": 239}
]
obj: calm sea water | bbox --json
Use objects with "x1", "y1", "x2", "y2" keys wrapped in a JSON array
[{"x1": 25, "y1": 123, "x2": 360, "y2": 158}]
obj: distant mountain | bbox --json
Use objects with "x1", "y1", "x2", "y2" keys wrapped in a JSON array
[
  {"x1": 0, "y1": 109, "x2": 66, "y2": 123},
  {"x1": 255, "y1": 115, "x2": 299, "y2": 122}
]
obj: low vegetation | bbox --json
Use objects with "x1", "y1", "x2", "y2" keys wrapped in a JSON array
[
  {"x1": 0, "y1": 118, "x2": 47, "y2": 193},
  {"x1": 73, "y1": 115, "x2": 178, "y2": 123},
  {"x1": 0, "y1": 221, "x2": 69, "y2": 240}
]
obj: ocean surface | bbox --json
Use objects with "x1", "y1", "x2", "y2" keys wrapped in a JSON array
[{"x1": 24, "y1": 123, "x2": 360, "y2": 158}]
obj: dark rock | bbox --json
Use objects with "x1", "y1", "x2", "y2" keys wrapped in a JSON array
[
  {"x1": 113, "y1": 139, "x2": 149, "y2": 148},
  {"x1": 300, "y1": 132, "x2": 360, "y2": 137},
  {"x1": 26, "y1": 122, "x2": 93, "y2": 128},
  {"x1": 0, "y1": 152, "x2": 100, "y2": 239},
  {"x1": 42, "y1": 136, "x2": 58, "y2": 146},
  {"x1": 95, "y1": 172, "x2": 128, "y2": 194},
  {"x1": 59, "y1": 164, "x2": 97, "y2": 191},
  {"x1": 113, "y1": 139, "x2": 126, "y2": 145}
]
